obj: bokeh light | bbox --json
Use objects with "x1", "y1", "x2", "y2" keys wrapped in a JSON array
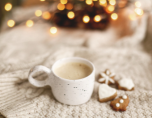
[
  {"x1": 60, "y1": 0, "x2": 68, "y2": 4},
  {"x1": 57, "y1": 3, "x2": 65, "y2": 10},
  {"x1": 66, "y1": 3, "x2": 73, "y2": 10},
  {"x1": 109, "y1": 0, "x2": 116, "y2": 5},
  {"x1": 40, "y1": 0, "x2": 45, "y2": 1},
  {"x1": 86, "y1": 0, "x2": 93, "y2": 5},
  {"x1": 99, "y1": 0, "x2": 107, "y2": 6},
  {"x1": 42, "y1": 11, "x2": 51, "y2": 20},
  {"x1": 67, "y1": 11, "x2": 75, "y2": 19},
  {"x1": 111, "y1": 13, "x2": 118, "y2": 20},
  {"x1": 50, "y1": 27, "x2": 57, "y2": 34},
  {"x1": 83, "y1": 15, "x2": 90, "y2": 23},
  {"x1": 7, "y1": 20, "x2": 15, "y2": 27},
  {"x1": 35, "y1": 10, "x2": 42, "y2": 17},
  {"x1": 5, "y1": 3, "x2": 12, "y2": 11},
  {"x1": 26, "y1": 20, "x2": 34, "y2": 27},
  {"x1": 129, "y1": 14, "x2": 136, "y2": 21},
  {"x1": 135, "y1": 1, "x2": 141, "y2": 8},
  {"x1": 135, "y1": 8, "x2": 143, "y2": 16},
  {"x1": 107, "y1": 5, "x2": 114, "y2": 13},
  {"x1": 94, "y1": 15, "x2": 102, "y2": 22}
]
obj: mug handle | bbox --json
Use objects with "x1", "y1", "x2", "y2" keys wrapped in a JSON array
[{"x1": 28, "y1": 65, "x2": 51, "y2": 87}]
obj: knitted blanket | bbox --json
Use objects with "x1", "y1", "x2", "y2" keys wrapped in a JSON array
[{"x1": 0, "y1": 11, "x2": 152, "y2": 118}]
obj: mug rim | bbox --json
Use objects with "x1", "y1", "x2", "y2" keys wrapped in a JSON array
[{"x1": 52, "y1": 57, "x2": 95, "y2": 82}]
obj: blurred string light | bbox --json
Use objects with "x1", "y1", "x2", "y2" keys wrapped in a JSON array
[
  {"x1": 42, "y1": 11, "x2": 51, "y2": 20},
  {"x1": 129, "y1": 14, "x2": 136, "y2": 20},
  {"x1": 5, "y1": 3, "x2": 12, "y2": 11},
  {"x1": 40, "y1": 0, "x2": 45, "y2": 1},
  {"x1": 109, "y1": 0, "x2": 116, "y2": 5},
  {"x1": 99, "y1": 0, "x2": 107, "y2": 6},
  {"x1": 57, "y1": 3, "x2": 65, "y2": 10},
  {"x1": 67, "y1": 11, "x2": 75, "y2": 19},
  {"x1": 86, "y1": 0, "x2": 93, "y2": 5},
  {"x1": 26, "y1": 20, "x2": 34, "y2": 27},
  {"x1": 135, "y1": 1, "x2": 141, "y2": 8},
  {"x1": 66, "y1": 3, "x2": 73, "y2": 10},
  {"x1": 3, "y1": 0, "x2": 145, "y2": 29},
  {"x1": 106, "y1": 5, "x2": 114, "y2": 13},
  {"x1": 50, "y1": 27, "x2": 57, "y2": 34},
  {"x1": 83, "y1": 15, "x2": 90, "y2": 23},
  {"x1": 111, "y1": 13, "x2": 118, "y2": 20},
  {"x1": 7, "y1": 20, "x2": 15, "y2": 27},
  {"x1": 134, "y1": 8, "x2": 143, "y2": 16},
  {"x1": 99, "y1": 0, "x2": 106, "y2": 4},
  {"x1": 35, "y1": 10, "x2": 42, "y2": 17},
  {"x1": 94, "y1": 15, "x2": 102, "y2": 22},
  {"x1": 60, "y1": 0, "x2": 68, "y2": 4}
]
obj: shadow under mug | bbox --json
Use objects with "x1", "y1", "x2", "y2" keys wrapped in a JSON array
[{"x1": 28, "y1": 57, "x2": 95, "y2": 105}]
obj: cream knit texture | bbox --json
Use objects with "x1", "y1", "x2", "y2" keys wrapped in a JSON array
[{"x1": 0, "y1": 12, "x2": 152, "y2": 118}]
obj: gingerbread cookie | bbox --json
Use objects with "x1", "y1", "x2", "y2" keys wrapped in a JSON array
[
  {"x1": 117, "y1": 78, "x2": 134, "y2": 91},
  {"x1": 98, "y1": 84, "x2": 117, "y2": 102},
  {"x1": 98, "y1": 69, "x2": 115, "y2": 85},
  {"x1": 110, "y1": 95, "x2": 129, "y2": 111}
]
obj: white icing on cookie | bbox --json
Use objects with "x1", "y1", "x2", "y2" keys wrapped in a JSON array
[
  {"x1": 116, "y1": 103, "x2": 120, "y2": 107},
  {"x1": 109, "y1": 72, "x2": 115, "y2": 77},
  {"x1": 106, "y1": 70, "x2": 110, "y2": 75},
  {"x1": 118, "y1": 78, "x2": 134, "y2": 90},
  {"x1": 120, "y1": 99, "x2": 124, "y2": 103},
  {"x1": 123, "y1": 95, "x2": 127, "y2": 99},
  {"x1": 98, "y1": 70, "x2": 115, "y2": 84},
  {"x1": 98, "y1": 84, "x2": 117, "y2": 99},
  {"x1": 98, "y1": 78, "x2": 106, "y2": 82}
]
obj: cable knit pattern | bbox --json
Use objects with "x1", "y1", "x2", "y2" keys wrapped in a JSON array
[{"x1": 0, "y1": 10, "x2": 152, "y2": 118}]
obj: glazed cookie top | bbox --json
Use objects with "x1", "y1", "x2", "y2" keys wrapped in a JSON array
[
  {"x1": 98, "y1": 69, "x2": 115, "y2": 84},
  {"x1": 118, "y1": 78, "x2": 134, "y2": 90},
  {"x1": 99, "y1": 84, "x2": 117, "y2": 99}
]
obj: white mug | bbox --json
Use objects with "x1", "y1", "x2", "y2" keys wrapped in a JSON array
[{"x1": 28, "y1": 57, "x2": 95, "y2": 105}]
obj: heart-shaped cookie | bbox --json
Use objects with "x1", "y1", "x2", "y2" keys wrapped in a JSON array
[{"x1": 98, "y1": 84, "x2": 117, "y2": 102}]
